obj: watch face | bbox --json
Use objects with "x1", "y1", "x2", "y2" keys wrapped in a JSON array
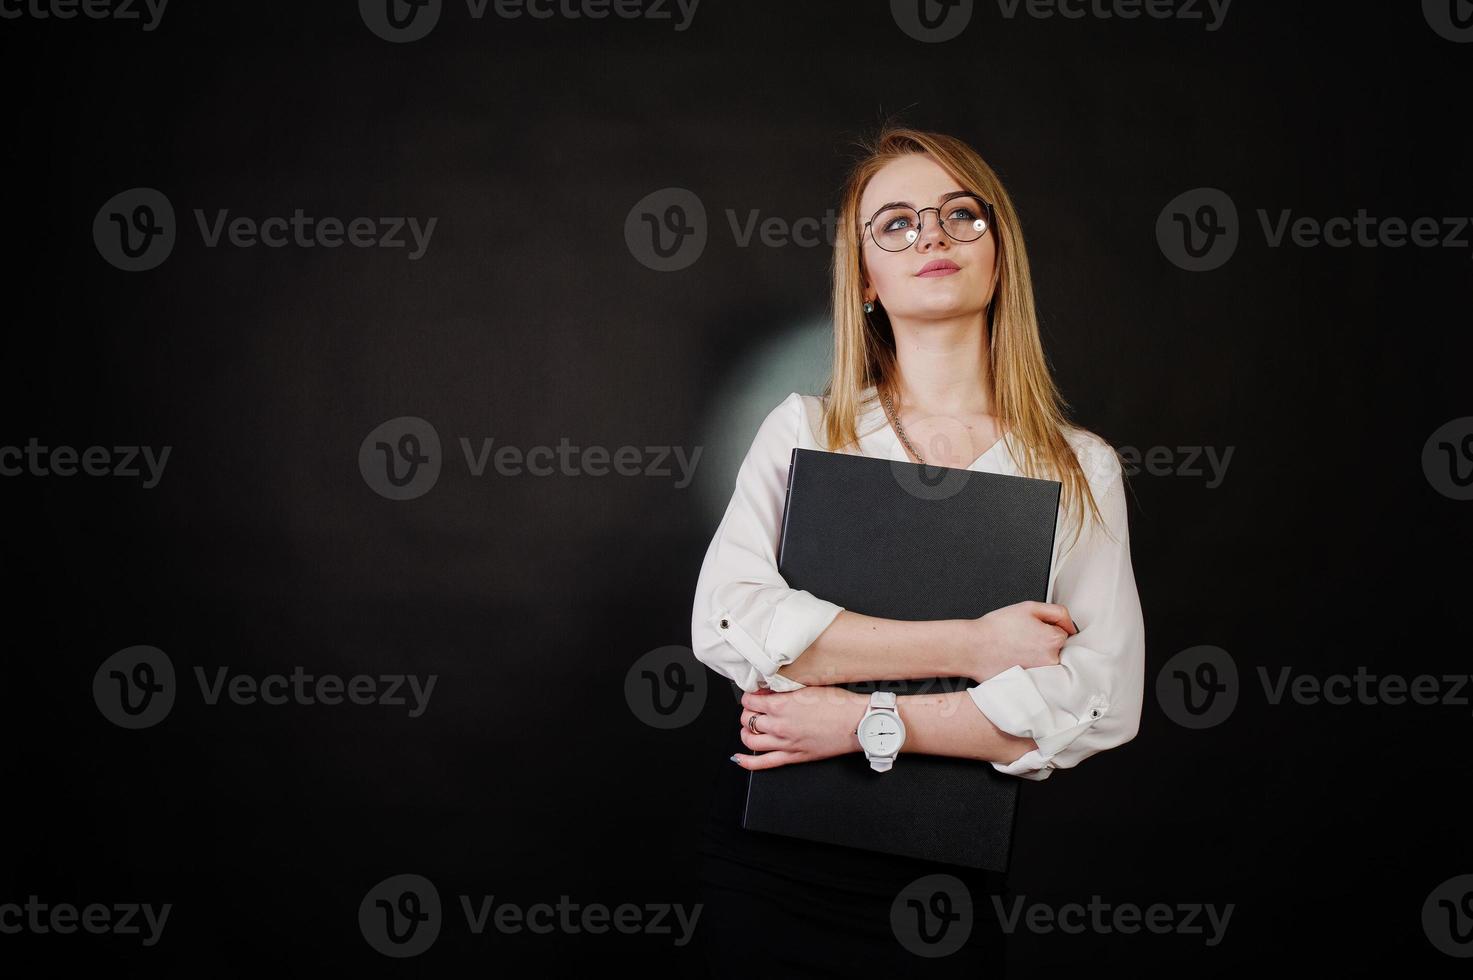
[{"x1": 859, "y1": 712, "x2": 903, "y2": 755}]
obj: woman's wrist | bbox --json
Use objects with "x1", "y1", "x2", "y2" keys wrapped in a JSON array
[{"x1": 959, "y1": 616, "x2": 999, "y2": 683}]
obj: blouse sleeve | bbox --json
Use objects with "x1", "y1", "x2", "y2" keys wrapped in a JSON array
[
  {"x1": 966, "y1": 440, "x2": 1146, "y2": 780},
  {"x1": 690, "y1": 392, "x2": 846, "y2": 693}
]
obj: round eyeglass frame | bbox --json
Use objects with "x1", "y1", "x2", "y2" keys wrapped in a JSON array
[{"x1": 861, "y1": 194, "x2": 996, "y2": 252}]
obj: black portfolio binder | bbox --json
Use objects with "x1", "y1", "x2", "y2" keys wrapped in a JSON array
[{"x1": 741, "y1": 447, "x2": 1062, "y2": 871}]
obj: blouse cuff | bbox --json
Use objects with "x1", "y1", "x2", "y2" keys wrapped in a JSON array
[
  {"x1": 967, "y1": 664, "x2": 1110, "y2": 781},
  {"x1": 706, "y1": 590, "x2": 844, "y2": 692}
]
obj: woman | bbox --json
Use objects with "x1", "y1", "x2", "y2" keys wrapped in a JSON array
[{"x1": 689, "y1": 124, "x2": 1146, "y2": 976}]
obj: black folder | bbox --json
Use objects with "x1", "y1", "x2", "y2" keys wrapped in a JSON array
[{"x1": 741, "y1": 447, "x2": 1062, "y2": 872}]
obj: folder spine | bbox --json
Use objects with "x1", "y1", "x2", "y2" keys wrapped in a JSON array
[{"x1": 776, "y1": 447, "x2": 799, "y2": 570}]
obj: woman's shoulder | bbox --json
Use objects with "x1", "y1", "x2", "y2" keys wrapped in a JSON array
[
  {"x1": 802, "y1": 385, "x2": 884, "y2": 448},
  {"x1": 1060, "y1": 424, "x2": 1125, "y2": 490}
]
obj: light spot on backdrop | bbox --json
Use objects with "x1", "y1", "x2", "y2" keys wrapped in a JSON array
[{"x1": 694, "y1": 316, "x2": 834, "y2": 526}]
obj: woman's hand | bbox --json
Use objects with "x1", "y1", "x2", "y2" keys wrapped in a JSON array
[
  {"x1": 730, "y1": 687, "x2": 868, "y2": 770},
  {"x1": 972, "y1": 600, "x2": 1078, "y2": 676}
]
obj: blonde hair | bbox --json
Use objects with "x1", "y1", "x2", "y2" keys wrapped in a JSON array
[{"x1": 822, "y1": 121, "x2": 1121, "y2": 549}]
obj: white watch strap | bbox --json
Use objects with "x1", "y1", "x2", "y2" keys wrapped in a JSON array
[{"x1": 862, "y1": 690, "x2": 902, "y2": 771}]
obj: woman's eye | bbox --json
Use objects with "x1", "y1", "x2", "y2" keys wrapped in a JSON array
[{"x1": 949, "y1": 207, "x2": 977, "y2": 220}]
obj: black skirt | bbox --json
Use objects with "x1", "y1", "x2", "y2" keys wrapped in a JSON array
[{"x1": 693, "y1": 735, "x2": 1011, "y2": 979}]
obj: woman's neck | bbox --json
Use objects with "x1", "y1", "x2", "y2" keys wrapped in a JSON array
[{"x1": 887, "y1": 316, "x2": 995, "y2": 416}]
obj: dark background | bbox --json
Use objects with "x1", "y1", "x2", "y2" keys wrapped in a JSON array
[{"x1": 3, "y1": 0, "x2": 1470, "y2": 974}]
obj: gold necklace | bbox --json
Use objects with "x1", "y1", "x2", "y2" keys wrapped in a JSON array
[{"x1": 879, "y1": 385, "x2": 926, "y2": 464}]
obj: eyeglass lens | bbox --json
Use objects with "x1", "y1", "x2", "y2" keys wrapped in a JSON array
[{"x1": 870, "y1": 195, "x2": 989, "y2": 251}]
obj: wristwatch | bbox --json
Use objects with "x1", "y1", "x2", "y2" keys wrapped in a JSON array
[{"x1": 855, "y1": 691, "x2": 906, "y2": 772}]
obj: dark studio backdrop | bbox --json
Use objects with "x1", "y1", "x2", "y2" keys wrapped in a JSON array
[{"x1": 2, "y1": 0, "x2": 1470, "y2": 975}]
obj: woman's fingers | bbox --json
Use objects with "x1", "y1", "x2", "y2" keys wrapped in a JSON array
[
  {"x1": 1031, "y1": 601, "x2": 1078, "y2": 635},
  {"x1": 739, "y1": 726, "x2": 785, "y2": 751},
  {"x1": 740, "y1": 710, "x2": 782, "y2": 735},
  {"x1": 732, "y1": 750, "x2": 801, "y2": 770}
]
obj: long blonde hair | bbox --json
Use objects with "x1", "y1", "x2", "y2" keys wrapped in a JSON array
[{"x1": 822, "y1": 122, "x2": 1120, "y2": 548}]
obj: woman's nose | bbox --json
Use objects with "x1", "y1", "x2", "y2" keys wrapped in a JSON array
[{"x1": 916, "y1": 220, "x2": 948, "y2": 248}]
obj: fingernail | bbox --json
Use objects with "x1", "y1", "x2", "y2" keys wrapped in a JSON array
[{"x1": 729, "y1": 754, "x2": 742, "y2": 765}]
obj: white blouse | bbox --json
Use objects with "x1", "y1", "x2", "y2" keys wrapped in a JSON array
[{"x1": 690, "y1": 386, "x2": 1145, "y2": 781}]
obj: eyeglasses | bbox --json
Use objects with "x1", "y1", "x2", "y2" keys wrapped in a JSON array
[{"x1": 862, "y1": 193, "x2": 995, "y2": 252}]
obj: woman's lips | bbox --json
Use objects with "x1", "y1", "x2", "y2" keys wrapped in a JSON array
[{"x1": 916, "y1": 262, "x2": 960, "y2": 277}]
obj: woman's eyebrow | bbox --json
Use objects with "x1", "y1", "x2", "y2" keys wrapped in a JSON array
[{"x1": 871, "y1": 190, "x2": 972, "y2": 211}]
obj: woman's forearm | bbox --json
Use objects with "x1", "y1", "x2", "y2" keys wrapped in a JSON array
[
  {"x1": 773, "y1": 610, "x2": 1017, "y2": 687},
  {"x1": 773, "y1": 610, "x2": 979, "y2": 687},
  {"x1": 896, "y1": 690, "x2": 1039, "y2": 765}
]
